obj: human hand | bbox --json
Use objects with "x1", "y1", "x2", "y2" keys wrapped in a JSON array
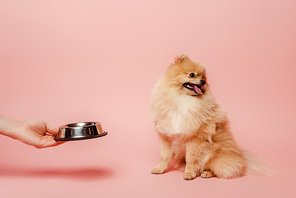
[
  {"x1": 0, "y1": 115, "x2": 65, "y2": 148},
  {"x1": 11, "y1": 119, "x2": 65, "y2": 149}
]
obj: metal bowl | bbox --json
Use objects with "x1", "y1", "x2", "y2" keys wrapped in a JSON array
[{"x1": 54, "y1": 122, "x2": 108, "y2": 141}]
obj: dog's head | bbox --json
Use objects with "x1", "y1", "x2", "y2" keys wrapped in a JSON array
[{"x1": 165, "y1": 54, "x2": 208, "y2": 96}]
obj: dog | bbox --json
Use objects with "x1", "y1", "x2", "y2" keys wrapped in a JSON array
[{"x1": 151, "y1": 54, "x2": 267, "y2": 180}]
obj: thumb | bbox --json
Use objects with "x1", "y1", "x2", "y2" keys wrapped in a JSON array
[{"x1": 37, "y1": 135, "x2": 65, "y2": 148}]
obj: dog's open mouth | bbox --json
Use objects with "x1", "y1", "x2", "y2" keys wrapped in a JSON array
[{"x1": 183, "y1": 82, "x2": 203, "y2": 95}]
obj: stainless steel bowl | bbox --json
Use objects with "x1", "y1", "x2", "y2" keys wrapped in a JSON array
[{"x1": 54, "y1": 122, "x2": 108, "y2": 141}]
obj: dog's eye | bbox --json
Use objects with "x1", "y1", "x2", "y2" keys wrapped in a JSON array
[{"x1": 189, "y1": 73, "x2": 196, "y2": 78}]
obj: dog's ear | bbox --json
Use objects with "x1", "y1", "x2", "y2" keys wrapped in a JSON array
[
  {"x1": 201, "y1": 63, "x2": 206, "y2": 70},
  {"x1": 201, "y1": 64, "x2": 207, "y2": 82},
  {"x1": 174, "y1": 53, "x2": 189, "y2": 63}
]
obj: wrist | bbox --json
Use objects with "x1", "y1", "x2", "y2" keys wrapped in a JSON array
[{"x1": 0, "y1": 115, "x2": 22, "y2": 139}]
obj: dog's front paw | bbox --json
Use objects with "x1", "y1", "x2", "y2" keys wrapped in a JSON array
[
  {"x1": 183, "y1": 172, "x2": 197, "y2": 180},
  {"x1": 151, "y1": 167, "x2": 165, "y2": 174},
  {"x1": 201, "y1": 170, "x2": 215, "y2": 179}
]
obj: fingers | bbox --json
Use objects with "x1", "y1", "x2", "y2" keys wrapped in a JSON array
[
  {"x1": 42, "y1": 139, "x2": 66, "y2": 148},
  {"x1": 43, "y1": 123, "x2": 67, "y2": 148},
  {"x1": 44, "y1": 122, "x2": 59, "y2": 136},
  {"x1": 50, "y1": 140, "x2": 67, "y2": 147},
  {"x1": 35, "y1": 135, "x2": 67, "y2": 149}
]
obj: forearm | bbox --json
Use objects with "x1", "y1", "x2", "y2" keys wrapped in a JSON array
[{"x1": 0, "y1": 114, "x2": 20, "y2": 138}]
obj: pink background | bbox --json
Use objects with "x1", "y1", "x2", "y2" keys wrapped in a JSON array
[{"x1": 0, "y1": 0, "x2": 295, "y2": 197}]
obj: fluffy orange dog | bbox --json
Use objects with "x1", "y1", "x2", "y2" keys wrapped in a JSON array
[{"x1": 151, "y1": 54, "x2": 267, "y2": 180}]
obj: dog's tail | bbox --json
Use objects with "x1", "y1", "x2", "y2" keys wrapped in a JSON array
[{"x1": 242, "y1": 150, "x2": 271, "y2": 176}]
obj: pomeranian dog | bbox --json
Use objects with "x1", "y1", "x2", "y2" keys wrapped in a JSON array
[{"x1": 151, "y1": 54, "x2": 268, "y2": 180}]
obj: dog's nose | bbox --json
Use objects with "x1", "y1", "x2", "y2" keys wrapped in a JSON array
[{"x1": 200, "y1": 80, "x2": 206, "y2": 86}]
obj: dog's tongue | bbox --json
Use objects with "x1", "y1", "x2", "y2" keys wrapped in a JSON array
[{"x1": 192, "y1": 84, "x2": 203, "y2": 95}]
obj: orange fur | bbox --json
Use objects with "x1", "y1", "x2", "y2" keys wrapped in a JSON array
[{"x1": 151, "y1": 54, "x2": 268, "y2": 180}]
